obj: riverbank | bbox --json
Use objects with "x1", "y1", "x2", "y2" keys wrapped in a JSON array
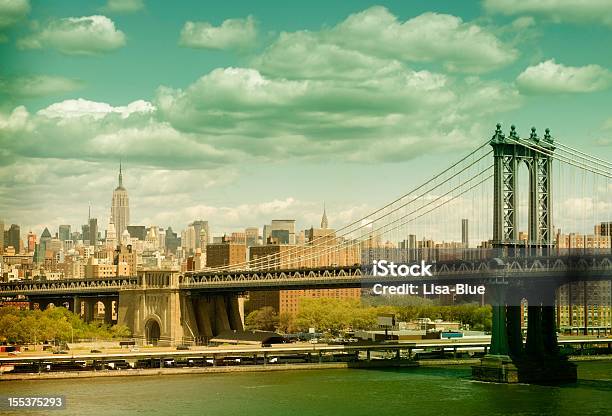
[
  {"x1": 2, "y1": 355, "x2": 610, "y2": 381},
  {"x1": 0, "y1": 360, "x2": 418, "y2": 381}
]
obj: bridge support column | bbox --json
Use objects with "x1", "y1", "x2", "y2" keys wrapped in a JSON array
[
  {"x1": 472, "y1": 283, "x2": 518, "y2": 382},
  {"x1": 473, "y1": 281, "x2": 576, "y2": 384},
  {"x1": 214, "y1": 296, "x2": 231, "y2": 334},
  {"x1": 525, "y1": 294, "x2": 545, "y2": 357},
  {"x1": 489, "y1": 284, "x2": 510, "y2": 357},
  {"x1": 73, "y1": 296, "x2": 81, "y2": 317},
  {"x1": 228, "y1": 296, "x2": 244, "y2": 331},
  {"x1": 103, "y1": 299, "x2": 113, "y2": 325},
  {"x1": 194, "y1": 298, "x2": 213, "y2": 342},
  {"x1": 506, "y1": 289, "x2": 524, "y2": 358},
  {"x1": 83, "y1": 299, "x2": 94, "y2": 323},
  {"x1": 542, "y1": 294, "x2": 559, "y2": 356}
]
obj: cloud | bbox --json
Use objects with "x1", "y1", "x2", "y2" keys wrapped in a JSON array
[
  {"x1": 516, "y1": 59, "x2": 612, "y2": 94},
  {"x1": 484, "y1": 0, "x2": 612, "y2": 26},
  {"x1": 37, "y1": 98, "x2": 154, "y2": 119},
  {"x1": 0, "y1": 99, "x2": 240, "y2": 170},
  {"x1": 156, "y1": 65, "x2": 519, "y2": 160},
  {"x1": 0, "y1": 75, "x2": 83, "y2": 99},
  {"x1": 326, "y1": 7, "x2": 516, "y2": 73},
  {"x1": 17, "y1": 15, "x2": 126, "y2": 55},
  {"x1": 101, "y1": 0, "x2": 144, "y2": 14},
  {"x1": 1, "y1": 6, "x2": 528, "y2": 233},
  {"x1": 0, "y1": 0, "x2": 30, "y2": 29},
  {"x1": 179, "y1": 16, "x2": 256, "y2": 50}
]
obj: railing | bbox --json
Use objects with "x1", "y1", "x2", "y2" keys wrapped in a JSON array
[
  {"x1": 1, "y1": 255, "x2": 610, "y2": 295},
  {"x1": 0, "y1": 277, "x2": 139, "y2": 295}
]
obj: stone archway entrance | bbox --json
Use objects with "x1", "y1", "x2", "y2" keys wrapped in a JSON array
[{"x1": 145, "y1": 319, "x2": 161, "y2": 345}]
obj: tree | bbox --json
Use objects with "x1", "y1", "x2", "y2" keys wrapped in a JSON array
[
  {"x1": 245, "y1": 307, "x2": 279, "y2": 331},
  {"x1": 277, "y1": 312, "x2": 295, "y2": 334},
  {"x1": 0, "y1": 306, "x2": 132, "y2": 344}
]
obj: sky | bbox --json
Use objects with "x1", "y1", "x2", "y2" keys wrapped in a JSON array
[{"x1": 1, "y1": 0, "x2": 612, "y2": 238}]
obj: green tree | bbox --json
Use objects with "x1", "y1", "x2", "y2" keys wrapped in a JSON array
[{"x1": 245, "y1": 307, "x2": 279, "y2": 331}]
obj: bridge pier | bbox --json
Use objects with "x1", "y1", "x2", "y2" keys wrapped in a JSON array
[
  {"x1": 194, "y1": 297, "x2": 214, "y2": 342},
  {"x1": 116, "y1": 271, "x2": 245, "y2": 346},
  {"x1": 472, "y1": 281, "x2": 576, "y2": 384},
  {"x1": 103, "y1": 298, "x2": 113, "y2": 324},
  {"x1": 506, "y1": 289, "x2": 524, "y2": 358}
]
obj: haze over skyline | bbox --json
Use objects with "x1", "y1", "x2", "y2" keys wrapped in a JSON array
[{"x1": 1, "y1": 0, "x2": 612, "y2": 234}]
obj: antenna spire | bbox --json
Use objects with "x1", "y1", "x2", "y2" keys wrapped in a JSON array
[{"x1": 119, "y1": 160, "x2": 123, "y2": 187}]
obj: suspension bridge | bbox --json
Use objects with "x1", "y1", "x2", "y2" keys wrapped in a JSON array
[{"x1": 2, "y1": 123, "x2": 611, "y2": 383}]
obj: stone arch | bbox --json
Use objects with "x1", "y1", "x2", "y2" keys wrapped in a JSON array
[{"x1": 144, "y1": 315, "x2": 163, "y2": 345}]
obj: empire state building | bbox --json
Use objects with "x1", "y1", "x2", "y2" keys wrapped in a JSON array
[{"x1": 111, "y1": 163, "x2": 130, "y2": 238}]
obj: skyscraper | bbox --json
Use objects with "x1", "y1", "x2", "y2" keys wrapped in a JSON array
[
  {"x1": 245, "y1": 227, "x2": 259, "y2": 247},
  {"x1": 190, "y1": 220, "x2": 210, "y2": 249},
  {"x1": 111, "y1": 163, "x2": 130, "y2": 237},
  {"x1": 321, "y1": 203, "x2": 328, "y2": 229},
  {"x1": 27, "y1": 231, "x2": 36, "y2": 253},
  {"x1": 165, "y1": 227, "x2": 180, "y2": 254},
  {"x1": 89, "y1": 217, "x2": 98, "y2": 246},
  {"x1": 462, "y1": 219, "x2": 469, "y2": 248},
  {"x1": 0, "y1": 219, "x2": 4, "y2": 252},
  {"x1": 59, "y1": 225, "x2": 71, "y2": 241},
  {"x1": 37, "y1": 227, "x2": 52, "y2": 263},
  {"x1": 7, "y1": 224, "x2": 20, "y2": 252}
]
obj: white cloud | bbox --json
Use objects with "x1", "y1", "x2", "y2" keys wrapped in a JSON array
[
  {"x1": 101, "y1": 0, "x2": 144, "y2": 14},
  {"x1": 328, "y1": 7, "x2": 517, "y2": 73},
  {"x1": 0, "y1": 75, "x2": 83, "y2": 98},
  {"x1": 516, "y1": 59, "x2": 612, "y2": 94},
  {"x1": 179, "y1": 16, "x2": 256, "y2": 50},
  {"x1": 37, "y1": 98, "x2": 154, "y2": 119},
  {"x1": 17, "y1": 15, "x2": 126, "y2": 55},
  {"x1": 0, "y1": 0, "x2": 30, "y2": 28},
  {"x1": 484, "y1": 0, "x2": 612, "y2": 26}
]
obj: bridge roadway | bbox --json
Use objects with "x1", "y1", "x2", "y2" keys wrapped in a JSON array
[
  {"x1": 1, "y1": 254, "x2": 610, "y2": 296},
  {"x1": 1, "y1": 338, "x2": 610, "y2": 366}
]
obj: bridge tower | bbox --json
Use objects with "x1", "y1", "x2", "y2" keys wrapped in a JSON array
[
  {"x1": 491, "y1": 123, "x2": 555, "y2": 250},
  {"x1": 473, "y1": 124, "x2": 576, "y2": 384}
]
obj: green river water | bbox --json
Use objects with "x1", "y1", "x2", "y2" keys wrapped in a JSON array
[{"x1": 2, "y1": 361, "x2": 611, "y2": 416}]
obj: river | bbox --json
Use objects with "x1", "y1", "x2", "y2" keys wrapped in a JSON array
[{"x1": 2, "y1": 361, "x2": 611, "y2": 415}]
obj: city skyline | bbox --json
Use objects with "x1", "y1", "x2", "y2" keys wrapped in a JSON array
[{"x1": 1, "y1": 1, "x2": 612, "y2": 235}]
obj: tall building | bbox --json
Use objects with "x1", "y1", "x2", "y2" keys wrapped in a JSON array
[
  {"x1": 106, "y1": 216, "x2": 117, "y2": 248},
  {"x1": 321, "y1": 203, "x2": 328, "y2": 229},
  {"x1": 27, "y1": 231, "x2": 36, "y2": 253},
  {"x1": 245, "y1": 227, "x2": 259, "y2": 247},
  {"x1": 268, "y1": 220, "x2": 296, "y2": 245},
  {"x1": 165, "y1": 227, "x2": 180, "y2": 254},
  {"x1": 557, "y1": 281, "x2": 611, "y2": 334},
  {"x1": 0, "y1": 219, "x2": 4, "y2": 252},
  {"x1": 114, "y1": 245, "x2": 137, "y2": 276},
  {"x1": 206, "y1": 238, "x2": 246, "y2": 269},
  {"x1": 58, "y1": 225, "x2": 71, "y2": 241},
  {"x1": 263, "y1": 225, "x2": 271, "y2": 244},
  {"x1": 89, "y1": 217, "x2": 98, "y2": 246},
  {"x1": 596, "y1": 222, "x2": 612, "y2": 237},
  {"x1": 462, "y1": 219, "x2": 469, "y2": 248},
  {"x1": 36, "y1": 227, "x2": 52, "y2": 263},
  {"x1": 181, "y1": 225, "x2": 197, "y2": 254},
  {"x1": 81, "y1": 224, "x2": 90, "y2": 245},
  {"x1": 126, "y1": 225, "x2": 146, "y2": 240},
  {"x1": 111, "y1": 163, "x2": 130, "y2": 237},
  {"x1": 7, "y1": 224, "x2": 21, "y2": 253},
  {"x1": 190, "y1": 220, "x2": 210, "y2": 249}
]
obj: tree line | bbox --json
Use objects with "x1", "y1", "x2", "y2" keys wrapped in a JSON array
[
  {"x1": 0, "y1": 306, "x2": 130, "y2": 345},
  {"x1": 245, "y1": 296, "x2": 492, "y2": 334}
]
